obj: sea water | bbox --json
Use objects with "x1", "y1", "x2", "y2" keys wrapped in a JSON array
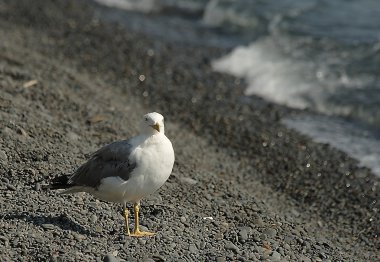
[{"x1": 93, "y1": 0, "x2": 380, "y2": 176}]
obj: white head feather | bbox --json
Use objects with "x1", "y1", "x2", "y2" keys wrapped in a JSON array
[{"x1": 140, "y1": 112, "x2": 165, "y2": 135}]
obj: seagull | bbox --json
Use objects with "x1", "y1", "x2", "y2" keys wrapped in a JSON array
[{"x1": 48, "y1": 112, "x2": 175, "y2": 237}]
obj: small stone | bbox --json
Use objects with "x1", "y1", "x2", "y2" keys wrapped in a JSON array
[
  {"x1": 1, "y1": 127, "x2": 13, "y2": 138},
  {"x1": 253, "y1": 234, "x2": 260, "y2": 242},
  {"x1": 26, "y1": 168, "x2": 36, "y2": 176},
  {"x1": 180, "y1": 216, "x2": 186, "y2": 223},
  {"x1": 189, "y1": 244, "x2": 198, "y2": 253},
  {"x1": 254, "y1": 217, "x2": 264, "y2": 226},
  {"x1": 216, "y1": 257, "x2": 226, "y2": 262},
  {"x1": 263, "y1": 228, "x2": 277, "y2": 238},
  {"x1": 138, "y1": 238, "x2": 146, "y2": 245},
  {"x1": 299, "y1": 255, "x2": 311, "y2": 262},
  {"x1": 260, "y1": 233, "x2": 267, "y2": 241},
  {"x1": 142, "y1": 259, "x2": 155, "y2": 262},
  {"x1": 91, "y1": 214, "x2": 98, "y2": 223},
  {"x1": 215, "y1": 233, "x2": 224, "y2": 240},
  {"x1": 67, "y1": 131, "x2": 80, "y2": 141},
  {"x1": 291, "y1": 209, "x2": 300, "y2": 217},
  {"x1": 270, "y1": 251, "x2": 281, "y2": 261},
  {"x1": 1, "y1": 177, "x2": 10, "y2": 184},
  {"x1": 50, "y1": 255, "x2": 58, "y2": 262},
  {"x1": 0, "y1": 236, "x2": 8, "y2": 241},
  {"x1": 35, "y1": 183, "x2": 41, "y2": 191},
  {"x1": 0, "y1": 150, "x2": 7, "y2": 162},
  {"x1": 152, "y1": 254, "x2": 166, "y2": 261},
  {"x1": 225, "y1": 241, "x2": 239, "y2": 253},
  {"x1": 0, "y1": 236, "x2": 9, "y2": 247},
  {"x1": 6, "y1": 184, "x2": 17, "y2": 191},
  {"x1": 124, "y1": 256, "x2": 136, "y2": 262},
  {"x1": 139, "y1": 225, "x2": 149, "y2": 232},
  {"x1": 41, "y1": 224, "x2": 55, "y2": 230},
  {"x1": 145, "y1": 193, "x2": 162, "y2": 204},
  {"x1": 103, "y1": 254, "x2": 119, "y2": 262},
  {"x1": 239, "y1": 227, "x2": 249, "y2": 242},
  {"x1": 73, "y1": 233, "x2": 86, "y2": 241}
]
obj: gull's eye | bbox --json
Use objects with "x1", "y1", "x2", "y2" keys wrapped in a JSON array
[{"x1": 145, "y1": 117, "x2": 148, "y2": 121}]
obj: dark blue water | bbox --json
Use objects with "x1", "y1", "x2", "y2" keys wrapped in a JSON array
[{"x1": 93, "y1": 0, "x2": 380, "y2": 176}]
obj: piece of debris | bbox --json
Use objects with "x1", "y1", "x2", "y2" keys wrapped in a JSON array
[
  {"x1": 178, "y1": 176, "x2": 198, "y2": 185},
  {"x1": 16, "y1": 127, "x2": 28, "y2": 136},
  {"x1": 87, "y1": 114, "x2": 107, "y2": 124},
  {"x1": 23, "y1": 79, "x2": 38, "y2": 88}
]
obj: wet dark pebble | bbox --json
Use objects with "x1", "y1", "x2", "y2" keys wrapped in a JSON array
[{"x1": 225, "y1": 241, "x2": 240, "y2": 254}]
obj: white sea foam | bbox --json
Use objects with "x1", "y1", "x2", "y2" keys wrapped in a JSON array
[
  {"x1": 212, "y1": 38, "x2": 323, "y2": 109},
  {"x1": 94, "y1": 0, "x2": 160, "y2": 13},
  {"x1": 203, "y1": 0, "x2": 260, "y2": 28},
  {"x1": 283, "y1": 115, "x2": 380, "y2": 177},
  {"x1": 212, "y1": 37, "x2": 374, "y2": 118},
  {"x1": 94, "y1": 0, "x2": 207, "y2": 14}
]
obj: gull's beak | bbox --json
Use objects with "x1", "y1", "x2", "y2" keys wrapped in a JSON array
[{"x1": 151, "y1": 123, "x2": 160, "y2": 132}]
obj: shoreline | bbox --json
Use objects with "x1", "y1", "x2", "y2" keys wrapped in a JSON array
[{"x1": 0, "y1": 0, "x2": 378, "y2": 261}]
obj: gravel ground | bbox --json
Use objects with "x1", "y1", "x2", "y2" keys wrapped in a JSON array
[{"x1": 0, "y1": 0, "x2": 378, "y2": 261}]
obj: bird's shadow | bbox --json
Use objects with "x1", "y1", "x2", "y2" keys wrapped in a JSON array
[{"x1": 2, "y1": 212, "x2": 97, "y2": 237}]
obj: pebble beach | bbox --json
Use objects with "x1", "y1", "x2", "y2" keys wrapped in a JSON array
[{"x1": 0, "y1": 0, "x2": 379, "y2": 261}]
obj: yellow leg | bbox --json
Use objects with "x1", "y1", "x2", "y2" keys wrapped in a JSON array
[
  {"x1": 124, "y1": 208, "x2": 131, "y2": 236},
  {"x1": 129, "y1": 203, "x2": 155, "y2": 237}
]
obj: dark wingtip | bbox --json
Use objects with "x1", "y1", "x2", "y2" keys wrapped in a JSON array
[{"x1": 44, "y1": 175, "x2": 71, "y2": 190}]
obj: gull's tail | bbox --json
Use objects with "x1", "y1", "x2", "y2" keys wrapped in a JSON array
[{"x1": 43, "y1": 174, "x2": 85, "y2": 194}]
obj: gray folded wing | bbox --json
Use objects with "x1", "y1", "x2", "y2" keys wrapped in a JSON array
[{"x1": 69, "y1": 140, "x2": 136, "y2": 188}]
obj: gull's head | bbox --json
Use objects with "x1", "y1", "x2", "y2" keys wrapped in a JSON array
[{"x1": 140, "y1": 112, "x2": 165, "y2": 135}]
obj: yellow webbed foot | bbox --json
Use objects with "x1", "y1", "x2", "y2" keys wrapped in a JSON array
[
  {"x1": 128, "y1": 202, "x2": 155, "y2": 237},
  {"x1": 129, "y1": 229, "x2": 155, "y2": 237}
]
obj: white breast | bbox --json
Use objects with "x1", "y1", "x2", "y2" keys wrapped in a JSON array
[{"x1": 122, "y1": 133, "x2": 174, "y2": 203}]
